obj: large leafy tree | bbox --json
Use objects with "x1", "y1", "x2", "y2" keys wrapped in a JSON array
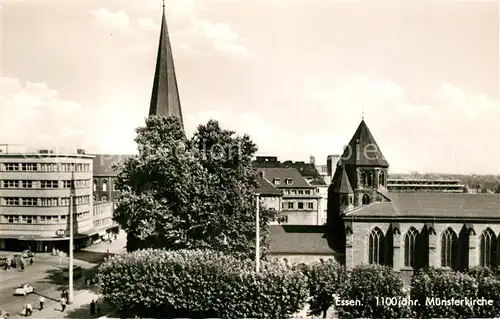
[{"x1": 113, "y1": 115, "x2": 278, "y2": 259}]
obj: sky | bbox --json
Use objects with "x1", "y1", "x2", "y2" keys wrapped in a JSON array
[{"x1": 0, "y1": 0, "x2": 499, "y2": 174}]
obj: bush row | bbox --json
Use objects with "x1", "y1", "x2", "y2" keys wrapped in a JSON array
[
  {"x1": 96, "y1": 249, "x2": 308, "y2": 318},
  {"x1": 97, "y1": 250, "x2": 500, "y2": 319},
  {"x1": 299, "y1": 263, "x2": 500, "y2": 319}
]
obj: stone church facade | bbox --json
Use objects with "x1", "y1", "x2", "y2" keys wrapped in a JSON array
[{"x1": 327, "y1": 120, "x2": 500, "y2": 273}]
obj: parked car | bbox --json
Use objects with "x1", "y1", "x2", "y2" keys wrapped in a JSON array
[
  {"x1": 22, "y1": 250, "x2": 35, "y2": 258},
  {"x1": 13, "y1": 284, "x2": 34, "y2": 296},
  {"x1": 62, "y1": 265, "x2": 83, "y2": 279}
]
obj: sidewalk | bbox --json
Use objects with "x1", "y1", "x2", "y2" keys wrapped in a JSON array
[{"x1": 18, "y1": 289, "x2": 115, "y2": 319}]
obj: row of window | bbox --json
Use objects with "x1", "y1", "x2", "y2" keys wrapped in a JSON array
[
  {"x1": 93, "y1": 180, "x2": 116, "y2": 192},
  {"x1": 1, "y1": 196, "x2": 91, "y2": 207},
  {"x1": 360, "y1": 170, "x2": 386, "y2": 188},
  {"x1": 282, "y1": 189, "x2": 312, "y2": 195},
  {"x1": 1, "y1": 212, "x2": 91, "y2": 224},
  {"x1": 368, "y1": 226, "x2": 500, "y2": 269},
  {"x1": 281, "y1": 201, "x2": 315, "y2": 210},
  {"x1": 0, "y1": 179, "x2": 91, "y2": 189},
  {"x1": 2, "y1": 163, "x2": 91, "y2": 172}
]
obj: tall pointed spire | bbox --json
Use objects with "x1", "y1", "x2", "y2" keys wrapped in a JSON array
[{"x1": 148, "y1": 2, "x2": 184, "y2": 128}]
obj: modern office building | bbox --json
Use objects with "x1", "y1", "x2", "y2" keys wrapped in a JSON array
[{"x1": 0, "y1": 149, "x2": 118, "y2": 251}]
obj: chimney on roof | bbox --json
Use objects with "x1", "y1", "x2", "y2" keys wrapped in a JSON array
[{"x1": 77, "y1": 149, "x2": 85, "y2": 154}]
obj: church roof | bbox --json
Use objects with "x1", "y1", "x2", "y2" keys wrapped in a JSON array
[
  {"x1": 331, "y1": 165, "x2": 353, "y2": 194},
  {"x1": 268, "y1": 225, "x2": 335, "y2": 255},
  {"x1": 149, "y1": 8, "x2": 183, "y2": 127},
  {"x1": 346, "y1": 193, "x2": 500, "y2": 219},
  {"x1": 338, "y1": 120, "x2": 389, "y2": 167}
]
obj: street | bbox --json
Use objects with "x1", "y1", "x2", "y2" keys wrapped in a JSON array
[{"x1": 0, "y1": 232, "x2": 126, "y2": 318}]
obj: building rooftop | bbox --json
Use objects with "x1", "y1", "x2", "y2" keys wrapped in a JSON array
[
  {"x1": 255, "y1": 167, "x2": 315, "y2": 189},
  {"x1": 253, "y1": 157, "x2": 327, "y2": 186},
  {"x1": 268, "y1": 225, "x2": 334, "y2": 255},
  {"x1": 346, "y1": 192, "x2": 500, "y2": 219}
]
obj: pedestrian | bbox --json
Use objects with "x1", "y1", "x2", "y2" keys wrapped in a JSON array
[
  {"x1": 39, "y1": 296, "x2": 45, "y2": 310},
  {"x1": 21, "y1": 304, "x2": 26, "y2": 317},
  {"x1": 52, "y1": 247, "x2": 56, "y2": 256},
  {"x1": 90, "y1": 300, "x2": 96, "y2": 316},
  {"x1": 97, "y1": 303, "x2": 101, "y2": 316},
  {"x1": 44, "y1": 245, "x2": 48, "y2": 253},
  {"x1": 60, "y1": 297, "x2": 66, "y2": 312},
  {"x1": 29, "y1": 258, "x2": 33, "y2": 265},
  {"x1": 26, "y1": 303, "x2": 32, "y2": 316}
]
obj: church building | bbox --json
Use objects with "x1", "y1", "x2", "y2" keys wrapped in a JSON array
[{"x1": 327, "y1": 119, "x2": 500, "y2": 274}]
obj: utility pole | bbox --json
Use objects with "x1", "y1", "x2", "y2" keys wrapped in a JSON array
[
  {"x1": 255, "y1": 193, "x2": 260, "y2": 273},
  {"x1": 68, "y1": 193, "x2": 74, "y2": 304},
  {"x1": 68, "y1": 171, "x2": 75, "y2": 304}
]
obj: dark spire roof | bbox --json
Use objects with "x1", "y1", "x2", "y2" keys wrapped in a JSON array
[
  {"x1": 149, "y1": 7, "x2": 183, "y2": 127},
  {"x1": 338, "y1": 120, "x2": 389, "y2": 167},
  {"x1": 331, "y1": 165, "x2": 353, "y2": 194}
]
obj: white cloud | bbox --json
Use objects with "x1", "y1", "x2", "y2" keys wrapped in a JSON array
[
  {"x1": 91, "y1": 8, "x2": 131, "y2": 30},
  {"x1": 2, "y1": 75, "x2": 498, "y2": 174},
  {"x1": 308, "y1": 76, "x2": 500, "y2": 174},
  {"x1": 0, "y1": 77, "x2": 90, "y2": 152},
  {"x1": 0, "y1": 77, "x2": 142, "y2": 155},
  {"x1": 134, "y1": 0, "x2": 248, "y2": 55}
]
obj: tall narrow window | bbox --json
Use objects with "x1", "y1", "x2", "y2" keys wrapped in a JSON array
[
  {"x1": 102, "y1": 180, "x2": 107, "y2": 192},
  {"x1": 369, "y1": 227, "x2": 385, "y2": 264},
  {"x1": 480, "y1": 228, "x2": 497, "y2": 268},
  {"x1": 93, "y1": 180, "x2": 97, "y2": 192},
  {"x1": 366, "y1": 172, "x2": 373, "y2": 187},
  {"x1": 441, "y1": 228, "x2": 458, "y2": 268},
  {"x1": 405, "y1": 228, "x2": 418, "y2": 268},
  {"x1": 379, "y1": 171, "x2": 385, "y2": 186}
]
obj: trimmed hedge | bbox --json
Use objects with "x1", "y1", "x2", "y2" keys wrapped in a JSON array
[
  {"x1": 336, "y1": 264, "x2": 411, "y2": 319},
  {"x1": 300, "y1": 259, "x2": 347, "y2": 318},
  {"x1": 96, "y1": 249, "x2": 308, "y2": 318},
  {"x1": 411, "y1": 267, "x2": 478, "y2": 318}
]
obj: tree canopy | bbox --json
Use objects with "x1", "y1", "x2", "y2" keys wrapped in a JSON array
[{"x1": 113, "y1": 115, "x2": 278, "y2": 259}]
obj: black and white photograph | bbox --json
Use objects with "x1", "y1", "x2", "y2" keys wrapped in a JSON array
[{"x1": 0, "y1": 0, "x2": 499, "y2": 318}]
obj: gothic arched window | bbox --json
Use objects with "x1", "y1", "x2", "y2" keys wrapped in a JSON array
[
  {"x1": 362, "y1": 194, "x2": 370, "y2": 205},
  {"x1": 102, "y1": 180, "x2": 107, "y2": 192},
  {"x1": 366, "y1": 171, "x2": 373, "y2": 187},
  {"x1": 379, "y1": 171, "x2": 385, "y2": 186},
  {"x1": 441, "y1": 228, "x2": 458, "y2": 269},
  {"x1": 369, "y1": 227, "x2": 385, "y2": 264},
  {"x1": 405, "y1": 227, "x2": 418, "y2": 268},
  {"x1": 480, "y1": 228, "x2": 497, "y2": 268}
]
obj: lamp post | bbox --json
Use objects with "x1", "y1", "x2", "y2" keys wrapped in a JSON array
[
  {"x1": 68, "y1": 194, "x2": 74, "y2": 304},
  {"x1": 255, "y1": 193, "x2": 260, "y2": 273}
]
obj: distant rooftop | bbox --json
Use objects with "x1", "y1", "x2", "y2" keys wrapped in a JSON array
[{"x1": 253, "y1": 156, "x2": 326, "y2": 186}]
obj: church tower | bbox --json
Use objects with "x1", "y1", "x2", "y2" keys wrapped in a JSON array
[
  {"x1": 337, "y1": 119, "x2": 389, "y2": 206},
  {"x1": 326, "y1": 164, "x2": 353, "y2": 251},
  {"x1": 148, "y1": 2, "x2": 184, "y2": 128}
]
